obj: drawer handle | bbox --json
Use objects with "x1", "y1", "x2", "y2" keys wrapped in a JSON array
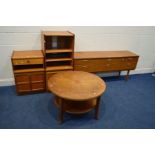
[
  {"x1": 122, "y1": 58, "x2": 125, "y2": 61},
  {"x1": 128, "y1": 58, "x2": 133, "y2": 60},
  {"x1": 82, "y1": 60, "x2": 89, "y2": 62},
  {"x1": 107, "y1": 59, "x2": 112, "y2": 61},
  {"x1": 82, "y1": 66, "x2": 87, "y2": 68},
  {"x1": 27, "y1": 60, "x2": 30, "y2": 63},
  {"x1": 77, "y1": 65, "x2": 87, "y2": 68}
]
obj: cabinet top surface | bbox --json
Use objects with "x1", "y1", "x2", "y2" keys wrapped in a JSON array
[
  {"x1": 74, "y1": 51, "x2": 139, "y2": 59},
  {"x1": 12, "y1": 50, "x2": 43, "y2": 59},
  {"x1": 42, "y1": 31, "x2": 74, "y2": 36},
  {"x1": 48, "y1": 71, "x2": 106, "y2": 101}
]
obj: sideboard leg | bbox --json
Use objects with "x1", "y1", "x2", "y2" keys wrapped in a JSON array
[
  {"x1": 125, "y1": 70, "x2": 130, "y2": 80},
  {"x1": 95, "y1": 96, "x2": 101, "y2": 120},
  {"x1": 118, "y1": 71, "x2": 121, "y2": 78},
  {"x1": 58, "y1": 99, "x2": 64, "y2": 124}
]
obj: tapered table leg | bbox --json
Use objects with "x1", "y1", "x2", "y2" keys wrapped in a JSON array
[
  {"x1": 95, "y1": 96, "x2": 101, "y2": 120},
  {"x1": 125, "y1": 70, "x2": 130, "y2": 80},
  {"x1": 118, "y1": 71, "x2": 121, "y2": 78}
]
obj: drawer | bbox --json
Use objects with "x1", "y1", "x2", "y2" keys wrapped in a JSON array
[
  {"x1": 16, "y1": 84, "x2": 31, "y2": 92},
  {"x1": 74, "y1": 59, "x2": 107, "y2": 66},
  {"x1": 31, "y1": 72, "x2": 45, "y2": 82},
  {"x1": 31, "y1": 82, "x2": 45, "y2": 91},
  {"x1": 15, "y1": 75, "x2": 30, "y2": 84},
  {"x1": 74, "y1": 57, "x2": 138, "y2": 72},
  {"x1": 13, "y1": 58, "x2": 43, "y2": 65},
  {"x1": 74, "y1": 58, "x2": 126, "y2": 66},
  {"x1": 74, "y1": 63, "x2": 110, "y2": 72}
]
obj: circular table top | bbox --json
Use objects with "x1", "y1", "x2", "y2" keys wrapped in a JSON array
[{"x1": 48, "y1": 71, "x2": 106, "y2": 101}]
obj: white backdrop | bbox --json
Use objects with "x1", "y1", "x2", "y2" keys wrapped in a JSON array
[{"x1": 0, "y1": 26, "x2": 155, "y2": 86}]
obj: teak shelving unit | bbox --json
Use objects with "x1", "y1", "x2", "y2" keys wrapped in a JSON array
[
  {"x1": 41, "y1": 31, "x2": 75, "y2": 89},
  {"x1": 11, "y1": 50, "x2": 45, "y2": 94}
]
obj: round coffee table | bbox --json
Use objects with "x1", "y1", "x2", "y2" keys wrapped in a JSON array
[{"x1": 48, "y1": 71, "x2": 106, "y2": 124}]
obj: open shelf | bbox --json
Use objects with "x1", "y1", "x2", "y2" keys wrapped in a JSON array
[
  {"x1": 42, "y1": 31, "x2": 75, "y2": 90},
  {"x1": 14, "y1": 68, "x2": 44, "y2": 73},
  {"x1": 14, "y1": 64, "x2": 43, "y2": 70},
  {"x1": 46, "y1": 58, "x2": 72, "y2": 62},
  {"x1": 46, "y1": 66, "x2": 73, "y2": 71},
  {"x1": 44, "y1": 36, "x2": 74, "y2": 50},
  {"x1": 46, "y1": 52, "x2": 72, "y2": 59},
  {"x1": 46, "y1": 49, "x2": 72, "y2": 53},
  {"x1": 46, "y1": 61, "x2": 71, "y2": 66}
]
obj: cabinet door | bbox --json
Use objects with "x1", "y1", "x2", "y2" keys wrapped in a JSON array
[
  {"x1": 31, "y1": 82, "x2": 45, "y2": 91},
  {"x1": 31, "y1": 72, "x2": 45, "y2": 82},
  {"x1": 16, "y1": 83, "x2": 31, "y2": 93},
  {"x1": 30, "y1": 72, "x2": 45, "y2": 91},
  {"x1": 15, "y1": 74, "x2": 30, "y2": 84}
]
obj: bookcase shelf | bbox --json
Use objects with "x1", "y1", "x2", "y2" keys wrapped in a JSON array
[
  {"x1": 46, "y1": 58, "x2": 72, "y2": 62},
  {"x1": 46, "y1": 49, "x2": 73, "y2": 53},
  {"x1": 41, "y1": 31, "x2": 75, "y2": 90},
  {"x1": 14, "y1": 68, "x2": 44, "y2": 73},
  {"x1": 46, "y1": 66, "x2": 73, "y2": 71}
]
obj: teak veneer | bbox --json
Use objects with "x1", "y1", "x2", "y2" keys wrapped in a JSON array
[
  {"x1": 11, "y1": 31, "x2": 139, "y2": 95},
  {"x1": 74, "y1": 51, "x2": 139, "y2": 80},
  {"x1": 11, "y1": 50, "x2": 45, "y2": 94},
  {"x1": 48, "y1": 71, "x2": 106, "y2": 123},
  {"x1": 41, "y1": 31, "x2": 75, "y2": 90}
]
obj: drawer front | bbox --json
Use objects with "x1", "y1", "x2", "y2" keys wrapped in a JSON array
[
  {"x1": 116, "y1": 57, "x2": 138, "y2": 70},
  {"x1": 13, "y1": 58, "x2": 43, "y2": 65},
  {"x1": 15, "y1": 74, "x2": 30, "y2": 84},
  {"x1": 74, "y1": 57, "x2": 138, "y2": 72},
  {"x1": 74, "y1": 59, "x2": 114, "y2": 72},
  {"x1": 16, "y1": 84, "x2": 31, "y2": 92},
  {"x1": 31, "y1": 82, "x2": 45, "y2": 91},
  {"x1": 31, "y1": 72, "x2": 45, "y2": 82}
]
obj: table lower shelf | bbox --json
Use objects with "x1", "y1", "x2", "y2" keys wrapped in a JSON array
[{"x1": 55, "y1": 96, "x2": 97, "y2": 114}]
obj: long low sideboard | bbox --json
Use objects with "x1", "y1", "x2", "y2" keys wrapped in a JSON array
[{"x1": 74, "y1": 51, "x2": 139, "y2": 80}]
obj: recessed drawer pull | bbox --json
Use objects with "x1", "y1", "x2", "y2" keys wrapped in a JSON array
[
  {"x1": 82, "y1": 60, "x2": 89, "y2": 62},
  {"x1": 27, "y1": 60, "x2": 30, "y2": 63}
]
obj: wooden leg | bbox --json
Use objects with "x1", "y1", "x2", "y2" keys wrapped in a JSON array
[
  {"x1": 118, "y1": 71, "x2": 121, "y2": 78},
  {"x1": 125, "y1": 70, "x2": 130, "y2": 80},
  {"x1": 95, "y1": 96, "x2": 101, "y2": 120},
  {"x1": 58, "y1": 98, "x2": 64, "y2": 124}
]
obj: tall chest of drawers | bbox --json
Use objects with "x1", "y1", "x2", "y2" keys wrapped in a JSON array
[
  {"x1": 11, "y1": 50, "x2": 45, "y2": 94},
  {"x1": 74, "y1": 51, "x2": 139, "y2": 79}
]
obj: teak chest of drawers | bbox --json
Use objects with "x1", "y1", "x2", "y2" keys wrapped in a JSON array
[
  {"x1": 11, "y1": 50, "x2": 45, "y2": 94},
  {"x1": 74, "y1": 51, "x2": 139, "y2": 79}
]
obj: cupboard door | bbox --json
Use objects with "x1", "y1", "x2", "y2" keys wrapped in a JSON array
[
  {"x1": 16, "y1": 84, "x2": 31, "y2": 93},
  {"x1": 31, "y1": 82, "x2": 45, "y2": 91},
  {"x1": 15, "y1": 74, "x2": 30, "y2": 84},
  {"x1": 31, "y1": 72, "x2": 45, "y2": 82}
]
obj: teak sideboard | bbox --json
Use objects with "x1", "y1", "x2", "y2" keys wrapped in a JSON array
[{"x1": 74, "y1": 51, "x2": 139, "y2": 80}]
